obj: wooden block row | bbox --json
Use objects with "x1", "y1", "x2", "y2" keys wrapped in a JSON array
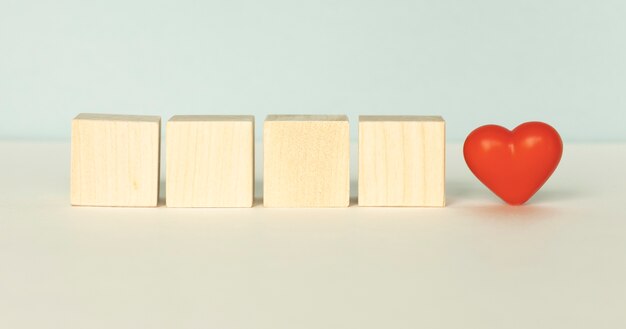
[{"x1": 70, "y1": 114, "x2": 445, "y2": 208}]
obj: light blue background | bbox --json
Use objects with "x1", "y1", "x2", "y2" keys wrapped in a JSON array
[{"x1": 1, "y1": 0, "x2": 624, "y2": 142}]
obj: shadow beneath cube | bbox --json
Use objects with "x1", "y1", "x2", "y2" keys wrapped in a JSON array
[
  {"x1": 253, "y1": 179, "x2": 264, "y2": 207},
  {"x1": 349, "y1": 178, "x2": 358, "y2": 207},
  {"x1": 158, "y1": 179, "x2": 167, "y2": 207}
]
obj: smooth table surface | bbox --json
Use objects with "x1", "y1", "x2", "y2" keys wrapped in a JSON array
[{"x1": 0, "y1": 141, "x2": 625, "y2": 329}]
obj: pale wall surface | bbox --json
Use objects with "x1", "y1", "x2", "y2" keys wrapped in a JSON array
[{"x1": 1, "y1": 0, "x2": 625, "y2": 142}]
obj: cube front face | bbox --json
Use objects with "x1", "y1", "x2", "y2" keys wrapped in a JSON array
[
  {"x1": 70, "y1": 114, "x2": 161, "y2": 207},
  {"x1": 263, "y1": 115, "x2": 350, "y2": 207},
  {"x1": 166, "y1": 116, "x2": 254, "y2": 207},
  {"x1": 359, "y1": 116, "x2": 445, "y2": 207}
]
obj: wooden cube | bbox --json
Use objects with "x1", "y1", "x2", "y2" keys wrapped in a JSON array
[
  {"x1": 359, "y1": 115, "x2": 445, "y2": 207},
  {"x1": 166, "y1": 115, "x2": 254, "y2": 207},
  {"x1": 70, "y1": 113, "x2": 161, "y2": 207},
  {"x1": 263, "y1": 115, "x2": 350, "y2": 207}
]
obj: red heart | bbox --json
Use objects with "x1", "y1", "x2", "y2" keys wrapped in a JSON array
[{"x1": 463, "y1": 122, "x2": 563, "y2": 205}]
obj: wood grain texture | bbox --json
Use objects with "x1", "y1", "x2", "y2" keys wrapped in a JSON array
[
  {"x1": 70, "y1": 113, "x2": 161, "y2": 207},
  {"x1": 263, "y1": 115, "x2": 350, "y2": 207},
  {"x1": 166, "y1": 115, "x2": 254, "y2": 207},
  {"x1": 358, "y1": 115, "x2": 445, "y2": 207}
]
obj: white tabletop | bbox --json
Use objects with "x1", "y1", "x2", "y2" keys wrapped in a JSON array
[{"x1": 1, "y1": 141, "x2": 624, "y2": 329}]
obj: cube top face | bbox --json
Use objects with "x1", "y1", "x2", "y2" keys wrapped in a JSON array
[
  {"x1": 263, "y1": 116, "x2": 350, "y2": 207},
  {"x1": 166, "y1": 116, "x2": 254, "y2": 208},
  {"x1": 360, "y1": 115, "x2": 444, "y2": 123},
  {"x1": 70, "y1": 114, "x2": 161, "y2": 207},
  {"x1": 74, "y1": 113, "x2": 161, "y2": 123},
  {"x1": 359, "y1": 116, "x2": 445, "y2": 207},
  {"x1": 266, "y1": 114, "x2": 348, "y2": 122},
  {"x1": 168, "y1": 115, "x2": 254, "y2": 123}
]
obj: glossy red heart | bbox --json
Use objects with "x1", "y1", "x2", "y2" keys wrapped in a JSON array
[{"x1": 463, "y1": 122, "x2": 563, "y2": 205}]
